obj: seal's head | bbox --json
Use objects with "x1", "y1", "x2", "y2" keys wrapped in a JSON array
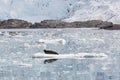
[{"x1": 44, "y1": 50, "x2": 47, "y2": 53}]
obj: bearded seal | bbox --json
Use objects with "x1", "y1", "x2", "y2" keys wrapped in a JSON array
[{"x1": 44, "y1": 49, "x2": 58, "y2": 55}]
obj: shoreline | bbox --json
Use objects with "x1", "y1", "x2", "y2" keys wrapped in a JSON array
[{"x1": 0, "y1": 19, "x2": 120, "y2": 30}]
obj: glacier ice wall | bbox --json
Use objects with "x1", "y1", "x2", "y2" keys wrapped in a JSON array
[
  {"x1": 0, "y1": 0, "x2": 120, "y2": 24},
  {"x1": 0, "y1": 0, "x2": 78, "y2": 22}
]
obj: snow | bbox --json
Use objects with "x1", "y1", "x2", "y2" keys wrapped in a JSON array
[{"x1": 0, "y1": 0, "x2": 120, "y2": 23}]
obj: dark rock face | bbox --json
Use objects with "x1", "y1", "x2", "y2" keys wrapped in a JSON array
[
  {"x1": 96, "y1": 21, "x2": 113, "y2": 29},
  {"x1": 31, "y1": 20, "x2": 113, "y2": 29},
  {"x1": 31, "y1": 20, "x2": 71, "y2": 28},
  {"x1": 0, "y1": 19, "x2": 32, "y2": 29},
  {"x1": 106, "y1": 24, "x2": 120, "y2": 30},
  {"x1": 71, "y1": 20, "x2": 103, "y2": 28},
  {"x1": 0, "y1": 19, "x2": 119, "y2": 30}
]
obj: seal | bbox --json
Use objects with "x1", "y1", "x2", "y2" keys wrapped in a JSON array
[
  {"x1": 43, "y1": 49, "x2": 58, "y2": 64},
  {"x1": 43, "y1": 49, "x2": 58, "y2": 55}
]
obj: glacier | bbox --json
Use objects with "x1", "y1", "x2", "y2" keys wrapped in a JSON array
[{"x1": 0, "y1": 0, "x2": 120, "y2": 24}]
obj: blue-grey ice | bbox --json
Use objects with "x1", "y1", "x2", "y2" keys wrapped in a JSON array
[{"x1": 0, "y1": 28, "x2": 119, "y2": 80}]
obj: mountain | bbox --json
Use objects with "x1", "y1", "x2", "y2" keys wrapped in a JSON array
[{"x1": 0, "y1": 0, "x2": 120, "y2": 24}]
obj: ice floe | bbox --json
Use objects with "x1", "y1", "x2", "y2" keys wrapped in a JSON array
[
  {"x1": 23, "y1": 43, "x2": 46, "y2": 48},
  {"x1": 0, "y1": 40, "x2": 8, "y2": 43},
  {"x1": 32, "y1": 52, "x2": 108, "y2": 59},
  {"x1": 38, "y1": 39, "x2": 66, "y2": 45},
  {"x1": 13, "y1": 61, "x2": 32, "y2": 67}
]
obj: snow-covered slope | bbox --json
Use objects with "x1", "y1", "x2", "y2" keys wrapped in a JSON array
[
  {"x1": 0, "y1": 0, "x2": 120, "y2": 24},
  {"x1": 64, "y1": 0, "x2": 120, "y2": 24}
]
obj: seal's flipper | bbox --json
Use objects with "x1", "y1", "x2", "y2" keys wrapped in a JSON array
[
  {"x1": 43, "y1": 49, "x2": 58, "y2": 55},
  {"x1": 44, "y1": 59, "x2": 58, "y2": 64}
]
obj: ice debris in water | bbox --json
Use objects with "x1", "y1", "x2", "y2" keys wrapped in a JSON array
[
  {"x1": 23, "y1": 43, "x2": 47, "y2": 48},
  {"x1": 0, "y1": 40, "x2": 8, "y2": 43},
  {"x1": 13, "y1": 61, "x2": 32, "y2": 67},
  {"x1": 38, "y1": 39, "x2": 66, "y2": 45}
]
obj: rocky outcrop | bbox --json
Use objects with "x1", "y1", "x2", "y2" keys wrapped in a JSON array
[
  {"x1": 31, "y1": 20, "x2": 71, "y2": 28},
  {"x1": 31, "y1": 20, "x2": 113, "y2": 29},
  {"x1": 0, "y1": 19, "x2": 32, "y2": 29},
  {"x1": 71, "y1": 20, "x2": 113, "y2": 28},
  {"x1": 0, "y1": 19, "x2": 120, "y2": 30},
  {"x1": 106, "y1": 24, "x2": 120, "y2": 30}
]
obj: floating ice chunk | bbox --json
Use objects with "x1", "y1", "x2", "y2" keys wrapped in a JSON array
[
  {"x1": 0, "y1": 31, "x2": 23, "y2": 38},
  {"x1": 62, "y1": 71, "x2": 70, "y2": 74},
  {"x1": 76, "y1": 53, "x2": 108, "y2": 59},
  {"x1": 0, "y1": 58, "x2": 6, "y2": 63},
  {"x1": 79, "y1": 38, "x2": 105, "y2": 43},
  {"x1": 38, "y1": 39, "x2": 66, "y2": 45},
  {"x1": 32, "y1": 52, "x2": 107, "y2": 59},
  {"x1": 101, "y1": 66, "x2": 109, "y2": 70},
  {"x1": 90, "y1": 38, "x2": 105, "y2": 43},
  {"x1": 18, "y1": 63, "x2": 32, "y2": 67},
  {"x1": 14, "y1": 38, "x2": 23, "y2": 42},
  {"x1": 13, "y1": 61, "x2": 32, "y2": 67},
  {"x1": 12, "y1": 34, "x2": 23, "y2": 38},
  {"x1": 23, "y1": 43, "x2": 46, "y2": 48},
  {"x1": 33, "y1": 53, "x2": 75, "y2": 59},
  {"x1": 0, "y1": 32, "x2": 2, "y2": 35},
  {"x1": 9, "y1": 32, "x2": 24, "y2": 38},
  {"x1": 0, "y1": 32, "x2": 9, "y2": 36},
  {"x1": 0, "y1": 40, "x2": 8, "y2": 43},
  {"x1": 23, "y1": 43, "x2": 30, "y2": 48}
]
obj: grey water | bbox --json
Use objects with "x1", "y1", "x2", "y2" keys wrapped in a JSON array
[{"x1": 0, "y1": 28, "x2": 119, "y2": 80}]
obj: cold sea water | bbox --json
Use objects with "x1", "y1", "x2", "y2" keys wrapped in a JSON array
[{"x1": 0, "y1": 28, "x2": 119, "y2": 80}]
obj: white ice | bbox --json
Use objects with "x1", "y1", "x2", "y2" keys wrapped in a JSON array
[
  {"x1": 38, "y1": 39, "x2": 66, "y2": 45},
  {"x1": 32, "y1": 52, "x2": 108, "y2": 59}
]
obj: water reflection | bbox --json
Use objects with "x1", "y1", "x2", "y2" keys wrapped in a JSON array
[{"x1": 44, "y1": 59, "x2": 58, "y2": 64}]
